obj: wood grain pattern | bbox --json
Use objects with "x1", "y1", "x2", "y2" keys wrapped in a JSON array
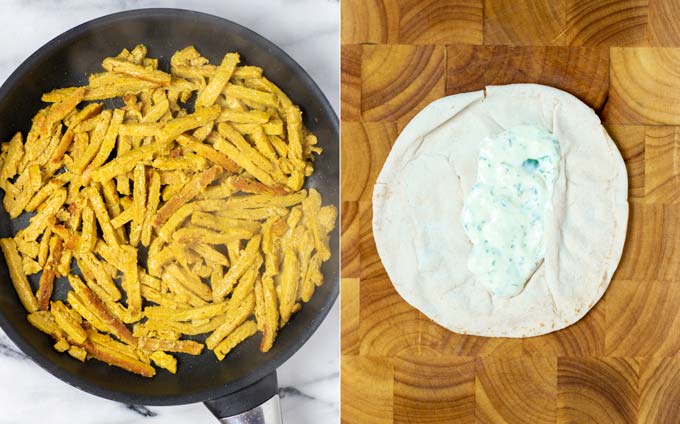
[
  {"x1": 565, "y1": 0, "x2": 648, "y2": 46},
  {"x1": 397, "y1": 0, "x2": 483, "y2": 45},
  {"x1": 418, "y1": 296, "x2": 605, "y2": 358},
  {"x1": 341, "y1": 201, "x2": 360, "y2": 278},
  {"x1": 340, "y1": 0, "x2": 483, "y2": 45},
  {"x1": 605, "y1": 47, "x2": 680, "y2": 124},
  {"x1": 342, "y1": 356, "x2": 394, "y2": 424},
  {"x1": 649, "y1": 0, "x2": 680, "y2": 46},
  {"x1": 359, "y1": 235, "x2": 421, "y2": 355},
  {"x1": 476, "y1": 357, "x2": 556, "y2": 424},
  {"x1": 341, "y1": 278, "x2": 360, "y2": 355},
  {"x1": 615, "y1": 203, "x2": 680, "y2": 281},
  {"x1": 445, "y1": 45, "x2": 609, "y2": 110},
  {"x1": 605, "y1": 279, "x2": 680, "y2": 356},
  {"x1": 645, "y1": 126, "x2": 680, "y2": 202},
  {"x1": 484, "y1": 0, "x2": 565, "y2": 46},
  {"x1": 557, "y1": 357, "x2": 638, "y2": 424},
  {"x1": 341, "y1": 2, "x2": 680, "y2": 422},
  {"x1": 341, "y1": 0, "x2": 398, "y2": 44},
  {"x1": 341, "y1": 122, "x2": 397, "y2": 202},
  {"x1": 362, "y1": 45, "x2": 446, "y2": 126},
  {"x1": 639, "y1": 357, "x2": 680, "y2": 422},
  {"x1": 393, "y1": 356, "x2": 475, "y2": 424},
  {"x1": 341, "y1": 45, "x2": 362, "y2": 121}
]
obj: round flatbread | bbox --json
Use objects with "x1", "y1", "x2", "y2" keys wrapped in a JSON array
[{"x1": 372, "y1": 84, "x2": 628, "y2": 338}]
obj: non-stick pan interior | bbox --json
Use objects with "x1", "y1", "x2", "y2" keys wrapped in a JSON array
[{"x1": 0, "y1": 9, "x2": 339, "y2": 405}]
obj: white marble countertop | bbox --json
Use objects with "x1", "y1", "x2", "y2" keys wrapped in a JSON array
[{"x1": 0, "y1": 1, "x2": 339, "y2": 423}]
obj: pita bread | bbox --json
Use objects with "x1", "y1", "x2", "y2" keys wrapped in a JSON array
[{"x1": 372, "y1": 84, "x2": 628, "y2": 337}]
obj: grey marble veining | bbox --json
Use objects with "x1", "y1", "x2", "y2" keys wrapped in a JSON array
[{"x1": 0, "y1": 1, "x2": 339, "y2": 422}]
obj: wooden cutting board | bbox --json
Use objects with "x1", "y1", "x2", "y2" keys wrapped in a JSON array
[{"x1": 340, "y1": 1, "x2": 680, "y2": 423}]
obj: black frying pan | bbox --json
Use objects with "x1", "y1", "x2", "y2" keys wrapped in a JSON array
[{"x1": 0, "y1": 8, "x2": 339, "y2": 422}]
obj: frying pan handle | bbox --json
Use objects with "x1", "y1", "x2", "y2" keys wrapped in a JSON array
[{"x1": 204, "y1": 372, "x2": 282, "y2": 423}]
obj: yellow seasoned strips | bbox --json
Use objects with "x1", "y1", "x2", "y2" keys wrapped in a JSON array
[
  {"x1": 79, "y1": 206, "x2": 96, "y2": 253},
  {"x1": 176, "y1": 134, "x2": 239, "y2": 172},
  {"x1": 129, "y1": 164, "x2": 146, "y2": 246},
  {"x1": 245, "y1": 77, "x2": 294, "y2": 112},
  {"x1": 118, "y1": 122, "x2": 160, "y2": 137},
  {"x1": 67, "y1": 274, "x2": 135, "y2": 345},
  {"x1": 84, "y1": 186, "x2": 119, "y2": 247},
  {"x1": 0, "y1": 43, "x2": 336, "y2": 378},
  {"x1": 90, "y1": 144, "x2": 158, "y2": 183},
  {"x1": 213, "y1": 235, "x2": 262, "y2": 300},
  {"x1": 3, "y1": 171, "x2": 34, "y2": 219},
  {"x1": 213, "y1": 135, "x2": 275, "y2": 186},
  {"x1": 102, "y1": 57, "x2": 171, "y2": 86},
  {"x1": 285, "y1": 105, "x2": 304, "y2": 161},
  {"x1": 36, "y1": 236, "x2": 63, "y2": 310},
  {"x1": 41, "y1": 81, "x2": 160, "y2": 103},
  {"x1": 206, "y1": 294, "x2": 255, "y2": 349},
  {"x1": 50, "y1": 300, "x2": 87, "y2": 345},
  {"x1": 172, "y1": 227, "x2": 253, "y2": 245},
  {"x1": 217, "y1": 109, "x2": 269, "y2": 124},
  {"x1": 27, "y1": 310, "x2": 61, "y2": 338},
  {"x1": 25, "y1": 173, "x2": 70, "y2": 213},
  {"x1": 233, "y1": 120, "x2": 284, "y2": 136},
  {"x1": 224, "y1": 84, "x2": 277, "y2": 107},
  {"x1": 141, "y1": 171, "x2": 161, "y2": 247},
  {"x1": 152, "y1": 165, "x2": 223, "y2": 228},
  {"x1": 1, "y1": 133, "x2": 24, "y2": 180},
  {"x1": 149, "y1": 351, "x2": 177, "y2": 374},
  {"x1": 190, "y1": 212, "x2": 261, "y2": 235},
  {"x1": 259, "y1": 276, "x2": 279, "y2": 352},
  {"x1": 302, "y1": 189, "x2": 331, "y2": 260},
  {"x1": 144, "y1": 301, "x2": 227, "y2": 322},
  {"x1": 157, "y1": 105, "x2": 220, "y2": 144},
  {"x1": 139, "y1": 337, "x2": 204, "y2": 355},
  {"x1": 217, "y1": 124, "x2": 280, "y2": 181},
  {"x1": 232, "y1": 65, "x2": 263, "y2": 80},
  {"x1": 224, "y1": 191, "x2": 307, "y2": 209},
  {"x1": 278, "y1": 247, "x2": 300, "y2": 326},
  {"x1": 41, "y1": 87, "x2": 86, "y2": 138},
  {"x1": 0, "y1": 238, "x2": 39, "y2": 312},
  {"x1": 195, "y1": 52, "x2": 239, "y2": 108},
  {"x1": 20, "y1": 188, "x2": 66, "y2": 241},
  {"x1": 164, "y1": 263, "x2": 212, "y2": 302},
  {"x1": 83, "y1": 336, "x2": 155, "y2": 377},
  {"x1": 216, "y1": 206, "x2": 288, "y2": 221},
  {"x1": 214, "y1": 320, "x2": 258, "y2": 361},
  {"x1": 122, "y1": 245, "x2": 142, "y2": 316},
  {"x1": 73, "y1": 109, "x2": 112, "y2": 174},
  {"x1": 76, "y1": 252, "x2": 121, "y2": 301},
  {"x1": 91, "y1": 108, "x2": 125, "y2": 171}
]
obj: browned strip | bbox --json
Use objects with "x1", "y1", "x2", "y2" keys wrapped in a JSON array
[
  {"x1": 152, "y1": 165, "x2": 223, "y2": 228},
  {"x1": 83, "y1": 341, "x2": 155, "y2": 377},
  {"x1": 176, "y1": 134, "x2": 239, "y2": 173},
  {"x1": 102, "y1": 58, "x2": 171, "y2": 86},
  {"x1": 49, "y1": 128, "x2": 74, "y2": 165},
  {"x1": 36, "y1": 237, "x2": 63, "y2": 310},
  {"x1": 41, "y1": 87, "x2": 86, "y2": 138},
  {"x1": 70, "y1": 276, "x2": 135, "y2": 345},
  {"x1": 138, "y1": 337, "x2": 204, "y2": 355},
  {"x1": 226, "y1": 175, "x2": 288, "y2": 196}
]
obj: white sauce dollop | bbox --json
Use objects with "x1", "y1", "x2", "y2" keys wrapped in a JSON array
[{"x1": 461, "y1": 125, "x2": 560, "y2": 297}]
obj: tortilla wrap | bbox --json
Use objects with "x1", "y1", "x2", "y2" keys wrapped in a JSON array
[{"x1": 372, "y1": 83, "x2": 628, "y2": 337}]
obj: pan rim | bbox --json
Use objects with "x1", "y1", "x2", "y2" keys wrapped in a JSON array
[{"x1": 0, "y1": 7, "x2": 339, "y2": 406}]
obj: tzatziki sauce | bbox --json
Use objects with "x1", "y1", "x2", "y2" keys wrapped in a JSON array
[{"x1": 461, "y1": 124, "x2": 560, "y2": 297}]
